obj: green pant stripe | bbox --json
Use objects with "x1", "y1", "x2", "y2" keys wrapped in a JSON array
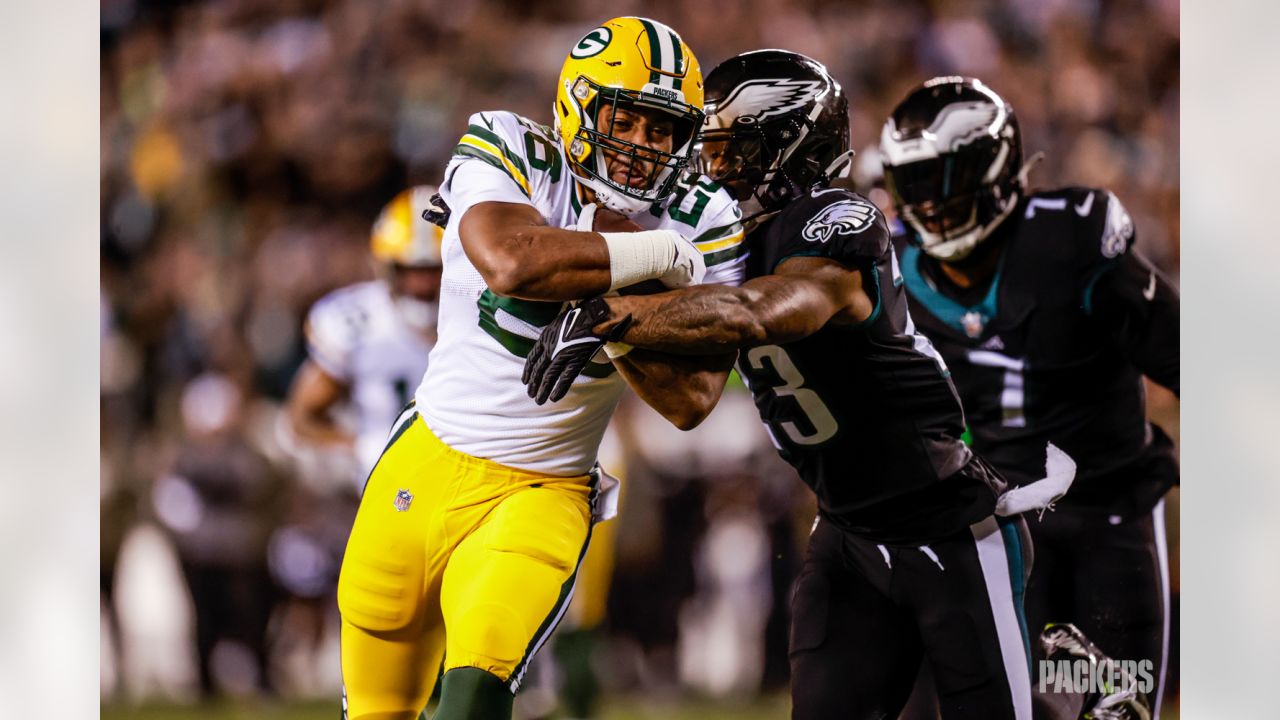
[
  {"x1": 507, "y1": 477, "x2": 599, "y2": 691},
  {"x1": 358, "y1": 408, "x2": 418, "y2": 496}
]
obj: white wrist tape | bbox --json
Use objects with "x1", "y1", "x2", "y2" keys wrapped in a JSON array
[{"x1": 600, "y1": 230, "x2": 679, "y2": 291}]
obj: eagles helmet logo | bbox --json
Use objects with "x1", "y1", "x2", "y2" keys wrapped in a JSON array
[
  {"x1": 714, "y1": 78, "x2": 824, "y2": 122},
  {"x1": 570, "y1": 27, "x2": 612, "y2": 59},
  {"x1": 801, "y1": 199, "x2": 878, "y2": 243}
]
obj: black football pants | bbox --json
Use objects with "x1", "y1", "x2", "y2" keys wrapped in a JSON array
[
  {"x1": 1024, "y1": 498, "x2": 1170, "y2": 718},
  {"x1": 790, "y1": 515, "x2": 1034, "y2": 720}
]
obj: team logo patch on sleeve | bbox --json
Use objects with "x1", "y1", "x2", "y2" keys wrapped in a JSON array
[
  {"x1": 801, "y1": 199, "x2": 878, "y2": 243},
  {"x1": 1100, "y1": 193, "x2": 1134, "y2": 258}
]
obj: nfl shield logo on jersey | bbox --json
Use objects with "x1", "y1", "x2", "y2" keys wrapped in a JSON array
[
  {"x1": 962, "y1": 311, "x2": 986, "y2": 339},
  {"x1": 394, "y1": 488, "x2": 414, "y2": 512}
]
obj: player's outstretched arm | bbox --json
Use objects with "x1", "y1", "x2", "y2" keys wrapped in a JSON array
[
  {"x1": 597, "y1": 256, "x2": 867, "y2": 354},
  {"x1": 285, "y1": 361, "x2": 355, "y2": 447},
  {"x1": 611, "y1": 350, "x2": 735, "y2": 430},
  {"x1": 459, "y1": 201, "x2": 703, "y2": 302},
  {"x1": 522, "y1": 257, "x2": 868, "y2": 404}
]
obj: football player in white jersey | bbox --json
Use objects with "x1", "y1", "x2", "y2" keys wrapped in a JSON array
[
  {"x1": 337, "y1": 17, "x2": 746, "y2": 720},
  {"x1": 287, "y1": 186, "x2": 444, "y2": 490}
]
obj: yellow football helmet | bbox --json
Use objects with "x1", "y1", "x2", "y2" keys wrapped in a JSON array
[
  {"x1": 370, "y1": 185, "x2": 444, "y2": 268},
  {"x1": 554, "y1": 17, "x2": 704, "y2": 213}
]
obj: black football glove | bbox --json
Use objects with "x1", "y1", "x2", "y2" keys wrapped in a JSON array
[
  {"x1": 523, "y1": 297, "x2": 632, "y2": 405},
  {"x1": 421, "y1": 193, "x2": 451, "y2": 228}
]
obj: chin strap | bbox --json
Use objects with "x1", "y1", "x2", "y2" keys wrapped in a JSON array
[
  {"x1": 1017, "y1": 151, "x2": 1045, "y2": 188},
  {"x1": 822, "y1": 149, "x2": 856, "y2": 183}
]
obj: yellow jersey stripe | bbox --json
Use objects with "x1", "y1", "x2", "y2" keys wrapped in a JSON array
[{"x1": 458, "y1": 135, "x2": 531, "y2": 196}]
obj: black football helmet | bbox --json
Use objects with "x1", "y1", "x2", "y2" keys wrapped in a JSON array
[
  {"x1": 880, "y1": 77, "x2": 1026, "y2": 262},
  {"x1": 698, "y1": 50, "x2": 853, "y2": 224}
]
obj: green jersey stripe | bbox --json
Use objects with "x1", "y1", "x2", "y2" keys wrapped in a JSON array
[
  {"x1": 693, "y1": 221, "x2": 744, "y2": 244},
  {"x1": 452, "y1": 145, "x2": 531, "y2": 197},
  {"x1": 703, "y1": 242, "x2": 747, "y2": 267},
  {"x1": 465, "y1": 124, "x2": 529, "y2": 178}
]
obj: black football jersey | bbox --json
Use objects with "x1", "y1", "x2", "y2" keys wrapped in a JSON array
[
  {"x1": 896, "y1": 187, "x2": 1179, "y2": 516},
  {"x1": 736, "y1": 188, "x2": 989, "y2": 543}
]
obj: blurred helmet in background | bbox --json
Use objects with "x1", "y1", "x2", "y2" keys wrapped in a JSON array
[
  {"x1": 699, "y1": 49, "x2": 853, "y2": 224},
  {"x1": 370, "y1": 185, "x2": 444, "y2": 331},
  {"x1": 880, "y1": 76, "x2": 1025, "y2": 262},
  {"x1": 371, "y1": 185, "x2": 444, "y2": 268},
  {"x1": 554, "y1": 16, "x2": 705, "y2": 214}
]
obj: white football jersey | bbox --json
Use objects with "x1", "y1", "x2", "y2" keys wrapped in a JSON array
[
  {"x1": 416, "y1": 110, "x2": 747, "y2": 476},
  {"x1": 306, "y1": 281, "x2": 435, "y2": 481}
]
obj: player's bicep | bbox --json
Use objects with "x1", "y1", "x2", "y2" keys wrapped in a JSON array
[
  {"x1": 454, "y1": 199, "x2": 552, "y2": 288},
  {"x1": 747, "y1": 256, "x2": 863, "y2": 343}
]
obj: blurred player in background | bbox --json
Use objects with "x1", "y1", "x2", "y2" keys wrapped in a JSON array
[
  {"x1": 525, "y1": 49, "x2": 1070, "y2": 720},
  {"x1": 286, "y1": 186, "x2": 444, "y2": 492},
  {"x1": 881, "y1": 77, "x2": 1178, "y2": 719},
  {"x1": 273, "y1": 187, "x2": 444, "y2": 698},
  {"x1": 154, "y1": 373, "x2": 284, "y2": 698},
  {"x1": 336, "y1": 17, "x2": 745, "y2": 720}
]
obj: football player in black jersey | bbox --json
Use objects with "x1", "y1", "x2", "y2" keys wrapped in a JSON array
[
  {"x1": 522, "y1": 50, "x2": 1080, "y2": 720},
  {"x1": 881, "y1": 77, "x2": 1178, "y2": 719}
]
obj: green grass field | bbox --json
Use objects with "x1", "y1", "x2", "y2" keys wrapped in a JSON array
[
  {"x1": 101, "y1": 695, "x2": 792, "y2": 720},
  {"x1": 102, "y1": 695, "x2": 1178, "y2": 720}
]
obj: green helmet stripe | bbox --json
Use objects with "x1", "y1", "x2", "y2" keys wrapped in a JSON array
[
  {"x1": 667, "y1": 29, "x2": 684, "y2": 91},
  {"x1": 638, "y1": 18, "x2": 664, "y2": 85}
]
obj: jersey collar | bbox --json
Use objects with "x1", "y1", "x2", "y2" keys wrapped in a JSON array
[{"x1": 901, "y1": 243, "x2": 1004, "y2": 339}]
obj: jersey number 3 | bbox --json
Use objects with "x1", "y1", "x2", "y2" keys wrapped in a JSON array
[{"x1": 746, "y1": 345, "x2": 838, "y2": 446}]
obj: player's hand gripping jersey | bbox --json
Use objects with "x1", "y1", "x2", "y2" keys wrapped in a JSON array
[
  {"x1": 306, "y1": 281, "x2": 434, "y2": 478},
  {"x1": 896, "y1": 187, "x2": 1179, "y2": 513},
  {"x1": 416, "y1": 111, "x2": 746, "y2": 476}
]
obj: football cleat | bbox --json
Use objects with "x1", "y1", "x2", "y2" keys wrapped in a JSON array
[{"x1": 1040, "y1": 623, "x2": 1151, "y2": 720}]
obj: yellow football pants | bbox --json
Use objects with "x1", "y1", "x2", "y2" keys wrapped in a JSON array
[{"x1": 338, "y1": 411, "x2": 595, "y2": 720}]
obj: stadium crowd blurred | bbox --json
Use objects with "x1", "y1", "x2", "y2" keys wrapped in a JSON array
[{"x1": 100, "y1": 0, "x2": 1180, "y2": 707}]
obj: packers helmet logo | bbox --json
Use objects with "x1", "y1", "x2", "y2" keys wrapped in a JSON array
[
  {"x1": 801, "y1": 200, "x2": 878, "y2": 243},
  {"x1": 571, "y1": 27, "x2": 612, "y2": 59}
]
